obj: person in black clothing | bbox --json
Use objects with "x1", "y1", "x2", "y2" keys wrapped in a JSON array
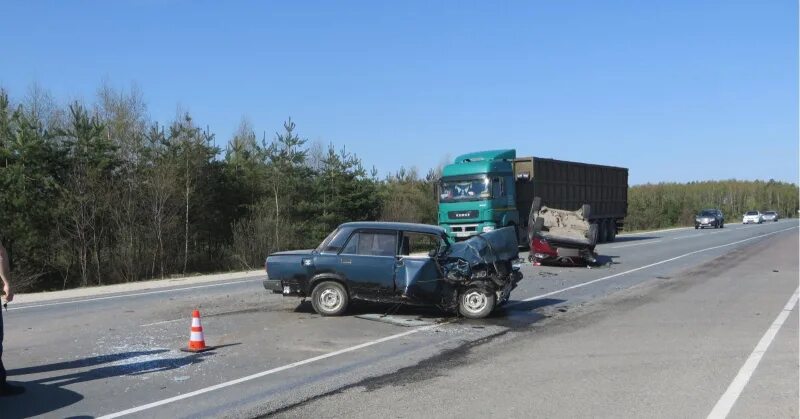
[{"x1": 0, "y1": 239, "x2": 25, "y2": 396}]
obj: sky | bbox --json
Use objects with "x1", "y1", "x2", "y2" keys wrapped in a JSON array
[{"x1": 0, "y1": 0, "x2": 797, "y2": 185}]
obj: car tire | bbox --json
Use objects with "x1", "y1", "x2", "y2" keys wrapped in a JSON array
[
  {"x1": 587, "y1": 223, "x2": 599, "y2": 246},
  {"x1": 311, "y1": 281, "x2": 349, "y2": 316},
  {"x1": 720, "y1": 221, "x2": 724, "y2": 228},
  {"x1": 459, "y1": 287, "x2": 496, "y2": 319},
  {"x1": 581, "y1": 204, "x2": 592, "y2": 218},
  {"x1": 531, "y1": 197, "x2": 542, "y2": 214},
  {"x1": 695, "y1": 225, "x2": 699, "y2": 229},
  {"x1": 607, "y1": 221, "x2": 617, "y2": 242}
]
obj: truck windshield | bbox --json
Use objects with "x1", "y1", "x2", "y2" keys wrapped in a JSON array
[{"x1": 439, "y1": 177, "x2": 491, "y2": 203}]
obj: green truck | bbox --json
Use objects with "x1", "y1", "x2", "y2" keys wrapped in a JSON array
[{"x1": 437, "y1": 149, "x2": 628, "y2": 244}]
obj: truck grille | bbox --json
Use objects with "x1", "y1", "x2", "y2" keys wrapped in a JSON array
[{"x1": 448, "y1": 210, "x2": 479, "y2": 219}]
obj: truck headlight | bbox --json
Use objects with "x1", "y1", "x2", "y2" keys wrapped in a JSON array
[{"x1": 482, "y1": 226, "x2": 495, "y2": 233}]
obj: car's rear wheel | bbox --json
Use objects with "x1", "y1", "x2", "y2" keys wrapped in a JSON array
[
  {"x1": 459, "y1": 287, "x2": 496, "y2": 319},
  {"x1": 311, "y1": 281, "x2": 349, "y2": 316}
]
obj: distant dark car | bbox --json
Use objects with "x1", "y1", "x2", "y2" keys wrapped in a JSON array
[
  {"x1": 695, "y1": 209, "x2": 724, "y2": 229},
  {"x1": 762, "y1": 211, "x2": 779, "y2": 222},
  {"x1": 263, "y1": 222, "x2": 522, "y2": 319}
]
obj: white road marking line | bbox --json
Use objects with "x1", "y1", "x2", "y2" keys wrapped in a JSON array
[
  {"x1": 672, "y1": 230, "x2": 732, "y2": 240},
  {"x1": 617, "y1": 226, "x2": 691, "y2": 236},
  {"x1": 97, "y1": 322, "x2": 445, "y2": 419},
  {"x1": 706, "y1": 288, "x2": 799, "y2": 419},
  {"x1": 508, "y1": 226, "x2": 798, "y2": 306},
  {"x1": 673, "y1": 234, "x2": 701, "y2": 240},
  {"x1": 140, "y1": 318, "x2": 185, "y2": 327},
  {"x1": 8, "y1": 278, "x2": 261, "y2": 311},
  {"x1": 98, "y1": 225, "x2": 798, "y2": 418},
  {"x1": 611, "y1": 240, "x2": 663, "y2": 249}
]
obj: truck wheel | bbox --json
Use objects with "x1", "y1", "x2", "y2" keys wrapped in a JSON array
[
  {"x1": 607, "y1": 221, "x2": 617, "y2": 242},
  {"x1": 459, "y1": 287, "x2": 496, "y2": 319},
  {"x1": 597, "y1": 220, "x2": 607, "y2": 244},
  {"x1": 311, "y1": 281, "x2": 349, "y2": 316}
]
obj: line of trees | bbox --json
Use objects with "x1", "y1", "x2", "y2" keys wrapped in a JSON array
[
  {"x1": 625, "y1": 180, "x2": 798, "y2": 231},
  {"x1": 0, "y1": 85, "x2": 796, "y2": 292}
]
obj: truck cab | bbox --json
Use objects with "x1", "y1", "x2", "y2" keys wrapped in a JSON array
[{"x1": 438, "y1": 149, "x2": 521, "y2": 242}]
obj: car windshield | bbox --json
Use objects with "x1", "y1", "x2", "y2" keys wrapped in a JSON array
[
  {"x1": 699, "y1": 211, "x2": 715, "y2": 216},
  {"x1": 439, "y1": 176, "x2": 491, "y2": 203},
  {"x1": 314, "y1": 228, "x2": 340, "y2": 253},
  {"x1": 745, "y1": 211, "x2": 759, "y2": 216},
  {"x1": 765, "y1": 211, "x2": 776, "y2": 215}
]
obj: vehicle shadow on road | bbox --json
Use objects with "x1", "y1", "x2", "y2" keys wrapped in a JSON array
[
  {"x1": 593, "y1": 255, "x2": 620, "y2": 266},
  {"x1": 609, "y1": 235, "x2": 660, "y2": 243},
  {"x1": 21, "y1": 351, "x2": 211, "y2": 387},
  {"x1": 0, "y1": 380, "x2": 84, "y2": 418},
  {"x1": 7, "y1": 349, "x2": 169, "y2": 377},
  {"x1": 294, "y1": 300, "x2": 448, "y2": 319},
  {"x1": 485, "y1": 298, "x2": 566, "y2": 329}
]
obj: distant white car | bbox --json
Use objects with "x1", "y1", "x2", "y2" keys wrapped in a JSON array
[{"x1": 742, "y1": 211, "x2": 763, "y2": 224}]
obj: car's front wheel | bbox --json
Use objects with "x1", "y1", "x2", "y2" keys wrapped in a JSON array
[
  {"x1": 311, "y1": 281, "x2": 349, "y2": 316},
  {"x1": 459, "y1": 287, "x2": 496, "y2": 319}
]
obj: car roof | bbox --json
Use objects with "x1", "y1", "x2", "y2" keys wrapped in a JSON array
[{"x1": 339, "y1": 221, "x2": 446, "y2": 235}]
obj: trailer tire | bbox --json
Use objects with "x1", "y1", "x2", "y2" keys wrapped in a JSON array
[
  {"x1": 311, "y1": 281, "x2": 349, "y2": 316},
  {"x1": 597, "y1": 220, "x2": 606, "y2": 244},
  {"x1": 459, "y1": 287, "x2": 496, "y2": 319},
  {"x1": 608, "y1": 221, "x2": 617, "y2": 242}
]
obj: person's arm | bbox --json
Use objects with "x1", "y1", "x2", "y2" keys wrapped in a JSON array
[{"x1": 0, "y1": 241, "x2": 12, "y2": 303}]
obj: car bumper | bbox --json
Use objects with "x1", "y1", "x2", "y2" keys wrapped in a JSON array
[
  {"x1": 696, "y1": 222, "x2": 717, "y2": 227},
  {"x1": 263, "y1": 279, "x2": 283, "y2": 294},
  {"x1": 742, "y1": 219, "x2": 761, "y2": 224}
]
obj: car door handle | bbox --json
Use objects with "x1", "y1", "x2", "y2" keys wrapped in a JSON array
[
  {"x1": 395, "y1": 259, "x2": 404, "y2": 267},
  {"x1": 340, "y1": 258, "x2": 352, "y2": 264}
]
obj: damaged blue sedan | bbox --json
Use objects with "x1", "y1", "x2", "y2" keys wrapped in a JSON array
[{"x1": 263, "y1": 222, "x2": 523, "y2": 319}]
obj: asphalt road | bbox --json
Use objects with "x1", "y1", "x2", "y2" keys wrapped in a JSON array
[{"x1": 1, "y1": 221, "x2": 797, "y2": 418}]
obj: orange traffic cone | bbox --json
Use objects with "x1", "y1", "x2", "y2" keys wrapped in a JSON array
[{"x1": 181, "y1": 310, "x2": 213, "y2": 353}]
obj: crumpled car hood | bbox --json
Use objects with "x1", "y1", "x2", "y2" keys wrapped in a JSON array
[{"x1": 444, "y1": 227, "x2": 519, "y2": 266}]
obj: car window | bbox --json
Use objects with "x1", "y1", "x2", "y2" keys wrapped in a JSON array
[
  {"x1": 341, "y1": 231, "x2": 397, "y2": 257},
  {"x1": 400, "y1": 232, "x2": 443, "y2": 257},
  {"x1": 745, "y1": 211, "x2": 759, "y2": 216}
]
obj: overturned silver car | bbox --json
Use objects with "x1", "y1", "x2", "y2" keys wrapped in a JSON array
[
  {"x1": 528, "y1": 203, "x2": 599, "y2": 265},
  {"x1": 264, "y1": 222, "x2": 522, "y2": 319}
]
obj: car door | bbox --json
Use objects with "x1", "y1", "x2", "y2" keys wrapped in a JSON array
[
  {"x1": 394, "y1": 231, "x2": 448, "y2": 304},
  {"x1": 338, "y1": 229, "x2": 398, "y2": 298}
]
